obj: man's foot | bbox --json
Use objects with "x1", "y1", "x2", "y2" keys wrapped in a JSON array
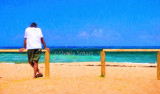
[{"x1": 33, "y1": 75, "x2": 37, "y2": 78}]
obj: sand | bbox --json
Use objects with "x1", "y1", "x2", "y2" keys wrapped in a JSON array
[{"x1": 0, "y1": 62, "x2": 160, "y2": 94}]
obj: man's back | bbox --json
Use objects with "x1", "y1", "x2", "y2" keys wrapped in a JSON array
[{"x1": 24, "y1": 27, "x2": 43, "y2": 49}]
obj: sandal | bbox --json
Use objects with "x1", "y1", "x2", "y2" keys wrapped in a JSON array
[{"x1": 36, "y1": 73, "x2": 43, "y2": 78}]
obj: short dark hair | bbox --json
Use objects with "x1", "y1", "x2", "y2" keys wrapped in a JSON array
[{"x1": 30, "y1": 23, "x2": 37, "y2": 27}]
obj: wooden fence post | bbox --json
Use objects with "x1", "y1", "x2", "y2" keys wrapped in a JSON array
[
  {"x1": 101, "y1": 51, "x2": 106, "y2": 77},
  {"x1": 157, "y1": 51, "x2": 160, "y2": 80},
  {"x1": 45, "y1": 51, "x2": 50, "y2": 78}
]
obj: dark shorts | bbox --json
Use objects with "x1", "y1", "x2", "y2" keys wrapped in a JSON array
[{"x1": 28, "y1": 49, "x2": 41, "y2": 63}]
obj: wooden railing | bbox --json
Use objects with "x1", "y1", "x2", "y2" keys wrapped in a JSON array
[
  {"x1": 101, "y1": 49, "x2": 160, "y2": 80},
  {"x1": 0, "y1": 49, "x2": 50, "y2": 78}
]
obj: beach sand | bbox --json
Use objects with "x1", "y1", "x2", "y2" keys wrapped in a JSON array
[{"x1": 0, "y1": 62, "x2": 160, "y2": 94}]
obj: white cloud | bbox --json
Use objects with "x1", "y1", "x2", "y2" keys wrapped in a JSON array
[
  {"x1": 91, "y1": 28, "x2": 103, "y2": 37},
  {"x1": 78, "y1": 31, "x2": 88, "y2": 37},
  {"x1": 15, "y1": 34, "x2": 24, "y2": 39}
]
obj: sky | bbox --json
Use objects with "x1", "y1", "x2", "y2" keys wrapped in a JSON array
[{"x1": 0, "y1": 0, "x2": 160, "y2": 47}]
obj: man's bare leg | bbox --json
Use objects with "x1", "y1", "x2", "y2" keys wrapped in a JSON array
[
  {"x1": 33, "y1": 60, "x2": 38, "y2": 78},
  {"x1": 29, "y1": 62, "x2": 41, "y2": 74}
]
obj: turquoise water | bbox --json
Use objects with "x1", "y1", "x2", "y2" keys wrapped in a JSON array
[{"x1": 0, "y1": 47, "x2": 158, "y2": 64}]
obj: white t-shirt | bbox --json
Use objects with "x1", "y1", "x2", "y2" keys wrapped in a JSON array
[{"x1": 24, "y1": 27, "x2": 43, "y2": 49}]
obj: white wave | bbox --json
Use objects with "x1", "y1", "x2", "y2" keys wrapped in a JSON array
[{"x1": 2, "y1": 62, "x2": 15, "y2": 64}]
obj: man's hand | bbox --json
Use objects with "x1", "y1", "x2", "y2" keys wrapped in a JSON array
[
  {"x1": 19, "y1": 48, "x2": 25, "y2": 52},
  {"x1": 45, "y1": 47, "x2": 50, "y2": 53}
]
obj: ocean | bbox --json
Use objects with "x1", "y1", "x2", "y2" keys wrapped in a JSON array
[{"x1": 0, "y1": 46, "x2": 159, "y2": 64}]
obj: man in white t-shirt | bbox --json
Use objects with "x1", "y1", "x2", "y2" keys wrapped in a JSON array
[{"x1": 19, "y1": 23, "x2": 50, "y2": 78}]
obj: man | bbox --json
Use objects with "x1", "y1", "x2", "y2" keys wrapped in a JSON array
[{"x1": 19, "y1": 23, "x2": 50, "y2": 78}]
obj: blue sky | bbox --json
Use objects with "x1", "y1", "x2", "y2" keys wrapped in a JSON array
[{"x1": 0, "y1": 0, "x2": 160, "y2": 47}]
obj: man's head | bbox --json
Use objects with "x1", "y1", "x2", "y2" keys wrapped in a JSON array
[{"x1": 30, "y1": 23, "x2": 37, "y2": 28}]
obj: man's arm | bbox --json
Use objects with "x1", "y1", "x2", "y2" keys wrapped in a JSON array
[
  {"x1": 41, "y1": 37, "x2": 50, "y2": 53},
  {"x1": 19, "y1": 38, "x2": 27, "y2": 52}
]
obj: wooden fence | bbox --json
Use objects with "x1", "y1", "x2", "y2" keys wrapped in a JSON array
[
  {"x1": 101, "y1": 49, "x2": 160, "y2": 80},
  {"x1": 0, "y1": 49, "x2": 50, "y2": 78}
]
